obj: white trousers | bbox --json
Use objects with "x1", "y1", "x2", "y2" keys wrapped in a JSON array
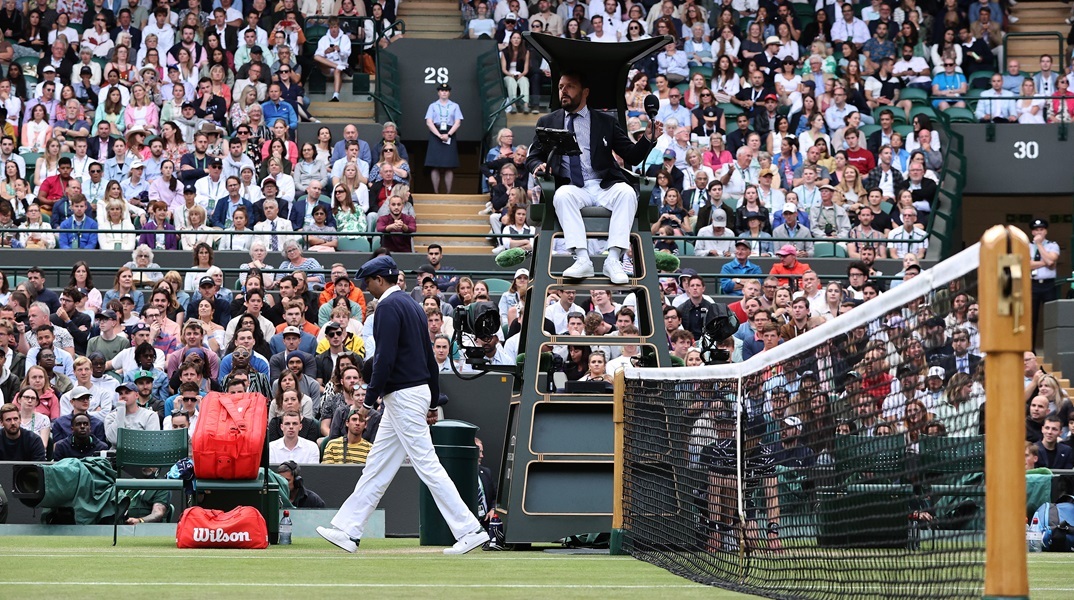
[
  {"x1": 553, "y1": 180, "x2": 637, "y2": 252},
  {"x1": 504, "y1": 75, "x2": 529, "y2": 105},
  {"x1": 331, "y1": 384, "x2": 481, "y2": 541}
]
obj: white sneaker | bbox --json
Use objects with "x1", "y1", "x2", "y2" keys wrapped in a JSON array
[
  {"x1": 444, "y1": 529, "x2": 490, "y2": 555},
  {"x1": 602, "y1": 257, "x2": 629, "y2": 285},
  {"x1": 562, "y1": 257, "x2": 594, "y2": 279},
  {"x1": 317, "y1": 526, "x2": 358, "y2": 553},
  {"x1": 1008, "y1": 15, "x2": 1019, "y2": 22},
  {"x1": 491, "y1": 245, "x2": 504, "y2": 254}
]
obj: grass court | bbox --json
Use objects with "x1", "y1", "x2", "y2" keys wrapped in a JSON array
[{"x1": 0, "y1": 536, "x2": 1069, "y2": 599}]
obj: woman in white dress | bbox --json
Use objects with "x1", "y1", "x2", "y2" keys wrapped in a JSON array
[
  {"x1": 774, "y1": 57, "x2": 804, "y2": 118},
  {"x1": 98, "y1": 197, "x2": 137, "y2": 251},
  {"x1": 1015, "y1": 78, "x2": 1046, "y2": 124},
  {"x1": 710, "y1": 54, "x2": 741, "y2": 104}
]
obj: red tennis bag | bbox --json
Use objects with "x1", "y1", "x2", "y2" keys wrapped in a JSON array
[
  {"x1": 176, "y1": 506, "x2": 268, "y2": 549},
  {"x1": 191, "y1": 392, "x2": 268, "y2": 480}
]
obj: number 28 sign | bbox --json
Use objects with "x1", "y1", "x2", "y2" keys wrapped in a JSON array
[{"x1": 424, "y1": 67, "x2": 449, "y2": 84}]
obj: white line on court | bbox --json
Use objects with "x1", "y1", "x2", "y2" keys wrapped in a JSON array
[
  {"x1": 0, "y1": 552, "x2": 625, "y2": 561},
  {"x1": 0, "y1": 582, "x2": 704, "y2": 589}
]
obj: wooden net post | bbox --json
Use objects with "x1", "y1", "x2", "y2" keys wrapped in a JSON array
[{"x1": 980, "y1": 225, "x2": 1031, "y2": 600}]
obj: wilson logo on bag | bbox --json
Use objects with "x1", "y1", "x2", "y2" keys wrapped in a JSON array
[
  {"x1": 177, "y1": 506, "x2": 268, "y2": 549},
  {"x1": 192, "y1": 528, "x2": 253, "y2": 543}
]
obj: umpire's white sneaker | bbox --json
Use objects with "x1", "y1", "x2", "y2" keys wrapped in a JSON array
[
  {"x1": 602, "y1": 257, "x2": 629, "y2": 285},
  {"x1": 317, "y1": 526, "x2": 359, "y2": 553},
  {"x1": 562, "y1": 257, "x2": 594, "y2": 279},
  {"x1": 444, "y1": 529, "x2": 490, "y2": 555}
]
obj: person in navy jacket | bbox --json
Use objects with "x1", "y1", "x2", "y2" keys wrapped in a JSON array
[
  {"x1": 317, "y1": 256, "x2": 488, "y2": 556},
  {"x1": 288, "y1": 180, "x2": 335, "y2": 231},
  {"x1": 1036, "y1": 415, "x2": 1074, "y2": 469},
  {"x1": 210, "y1": 176, "x2": 254, "y2": 229}
]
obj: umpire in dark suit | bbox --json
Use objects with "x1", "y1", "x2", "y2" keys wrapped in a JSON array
[{"x1": 525, "y1": 70, "x2": 660, "y2": 284}]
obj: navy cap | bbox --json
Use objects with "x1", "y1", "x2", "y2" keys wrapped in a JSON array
[
  {"x1": 354, "y1": 255, "x2": 399, "y2": 289},
  {"x1": 184, "y1": 183, "x2": 197, "y2": 193},
  {"x1": 1031, "y1": 218, "x2": 1048, "y2": 229}
]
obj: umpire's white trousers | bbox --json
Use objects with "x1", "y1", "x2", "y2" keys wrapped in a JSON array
[
  {"x1": 331, "y1": 384, "x2": 481, "y2": 541},
  {"x1": 553, "y1": 180, "x2": 637, "y2": 252}
]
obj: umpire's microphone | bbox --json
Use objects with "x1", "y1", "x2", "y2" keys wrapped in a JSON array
[{"x1": 643, "y1": 94, "x2": 660, "y2": 139}]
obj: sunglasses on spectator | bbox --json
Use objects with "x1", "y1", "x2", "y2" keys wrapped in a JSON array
[{"x1": 328, "y1": 330, "x2": 345, "y2": 337}]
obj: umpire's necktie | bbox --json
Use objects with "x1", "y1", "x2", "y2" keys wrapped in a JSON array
[{"x1": 566, "y1": 113, "x2": 584, "y2": 187}]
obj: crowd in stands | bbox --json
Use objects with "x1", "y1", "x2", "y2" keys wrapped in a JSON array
[
  {"x1": 470, "y1": 0, "x2": 1074, "y2": 254},
  {"x1": 0, "y1": 0, "x2": 411, "y2": 250},
  {"x1": 0, "y1": 241, "x2": 469, "y2": 467}
]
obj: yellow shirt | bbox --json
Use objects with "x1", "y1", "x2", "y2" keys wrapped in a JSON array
[
  {"x1": 321, "y1": 436, "x2": 372, "y2": 464},
  {"x1": 315, "y1": 334, "x2": 366, "y2": 357}
]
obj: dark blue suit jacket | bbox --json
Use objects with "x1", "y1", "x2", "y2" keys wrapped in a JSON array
[
  {"x1": 288, "y1": 197, "x2": 336, "y2": 231},
  {"x1": 210, "y1": 197, "x2": 254, "y2": 229},
  {"x1": 1036, "y1": 441, "x2": 1074, "y2": 470}
]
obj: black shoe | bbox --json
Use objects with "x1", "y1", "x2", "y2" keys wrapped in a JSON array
[{"x1": 330, "y1": 96, "x2": 340, "y2": 102}]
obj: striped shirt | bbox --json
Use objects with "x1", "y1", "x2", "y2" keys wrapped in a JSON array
[
  {"x1": 561, "y1": 106, "x2": 595, "y2": 182},
  {"x1": 321, "y1": 437, "x2": 372, "y2": 464}
]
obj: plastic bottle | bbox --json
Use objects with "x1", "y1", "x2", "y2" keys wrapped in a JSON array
[
  {"x1": 1027, "y1": 516, "x2": 1042, "y2": 553},
  {"x1": 279, "y1": 510, "x2": 292, "y2": 546},
  {"x1": 488, "y1": 514, "x2": 503, "y2": 548}
]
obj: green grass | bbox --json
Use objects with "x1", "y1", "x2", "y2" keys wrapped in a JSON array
[{"x1": 0, "y1": 536, "x2": 1068, "y2": 599}]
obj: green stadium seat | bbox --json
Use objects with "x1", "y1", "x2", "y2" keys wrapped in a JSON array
[
  {"x1": 899, "y1": 87, "x2": 928, "y2": 105},
  {"x1": 15, "y1": 56, "x2": 36, "y2": 72},
  {"x1": 688, "y1": 65, "x2": 712, "y2": 80},
  {"x1": 483, "y1": 277, "x2": 512, "y2": 295},
  {"x1": 718, "y1": 102, "x2": 743, "y2": 118},
  {"x1": 813, "y1": 242, "x2": 848, "y2": 258},
  {"x1": 910, "y1": 106, "x2": 938, "y2": 122},
  {"x1": 893, "y1": 124, "x2": 914, "y2": 138},
  {"x1": 338, "y1": 236, "x2": 372, "y2": 252},
  {"x1": 967, "y1": 70, "x2": 995, "y2": 88},
  {"x1": 857, "y1": 124, "x2": 881, "y2": 139},
  {"x1": 943, "y1": 106, "x2": 977, "y2": 123}
]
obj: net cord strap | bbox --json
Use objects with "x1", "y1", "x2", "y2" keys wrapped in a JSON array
[{"x1": 624, "y1": 242, "x2": 981, "y2": 383}]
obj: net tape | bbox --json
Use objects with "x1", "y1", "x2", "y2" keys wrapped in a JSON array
[{"x1": 621, "y1": 243, "x2": 985, "y2": 600}]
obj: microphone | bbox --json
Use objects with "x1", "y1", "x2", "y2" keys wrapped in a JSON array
[{"x1": 643, "y1": 94, "x2": 660, "y2": 138}]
